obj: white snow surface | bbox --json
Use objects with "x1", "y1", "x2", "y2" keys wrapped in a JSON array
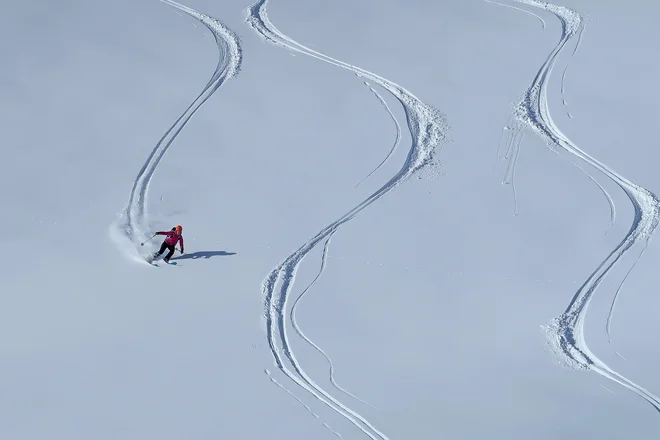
[{"x1": 2, "y1": 0, "x2": 660, "y2": 438}]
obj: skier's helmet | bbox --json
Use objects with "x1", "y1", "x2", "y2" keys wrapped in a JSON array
[{"x1": 175, "y1": 225, "x2": 183, "y2": 232}]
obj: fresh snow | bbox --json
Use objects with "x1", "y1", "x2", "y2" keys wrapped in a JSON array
[{"x1": 2, "y1": 0, "x2": 660, "y2": 439}]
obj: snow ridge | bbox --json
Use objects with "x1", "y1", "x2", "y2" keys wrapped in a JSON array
[
  {"x1": 113, "y1": 0, "x2": 241, "y2": 258},
  {"x1": 496, "y1": 0, "x2": 660, "y2": 412},
  {"x1": 247, "y1": 0, "x2": 449, "y2": 437}
]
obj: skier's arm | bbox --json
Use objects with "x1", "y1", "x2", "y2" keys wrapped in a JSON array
[
  {"x1": 154, "y1": 231, "x2": 167, "y2": 236},
  {"x1": 179, "y1": 236, "x2": 184, "y2": 253}
]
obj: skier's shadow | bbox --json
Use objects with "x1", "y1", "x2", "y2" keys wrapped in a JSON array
[{"x1": 171, "y1": 250, "x2": 236, "y2": 261}]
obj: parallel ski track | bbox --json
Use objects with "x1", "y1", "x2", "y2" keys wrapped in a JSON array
[
  {"x1": 493, "y1": 0, "x2": 660, "y2": 412},
  {"x1": 117, "y1": 0, "x2": 241, "y2": 253},
  {"x1": 247, "y1": 0, "x2": 449, "y2": 438}
]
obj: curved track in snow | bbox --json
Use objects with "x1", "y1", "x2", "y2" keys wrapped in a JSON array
[
  {"x1": 491, "y1": 0, "x2": 660, "y2": 413},
  {"x1": 493, "y1": 2, "x2": 614, "y2": 225},
  {"x1": 247, "y1": 0, "x2": 449, "y2": 437},
  {"x1": 484, "y1": 0, "x2": 546, "y2": 29},
  {"x1": 113, "y1": 0, "x2": 241, "y2": 259},
  {"x1": 355, "y1": 82, "x2": 402, "y2": 188},
  {"x1": 290, "y1": 232, "x2": 380, "y2": 411}
]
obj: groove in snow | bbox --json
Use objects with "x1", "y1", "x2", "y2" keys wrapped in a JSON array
[
  {"x1": 265, "y1": 369, "x2": 343, "y2": 439},
  {"x1": 495, "y1": 124, "x2": 525, "y2": 215},
  {"x1": 247, "y1": 0, "x2": 449, "y2": 438},
  {"x1": 559, "y1": 23, "x2": 585, "y2": 119}
]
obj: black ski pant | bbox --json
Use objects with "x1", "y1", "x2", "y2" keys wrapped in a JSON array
[{"x1": 156, "y1": 242, "x2": 175, "y2": 260}]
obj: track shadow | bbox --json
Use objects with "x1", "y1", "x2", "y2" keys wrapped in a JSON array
[{"x1": 171, "y1": 250, "x2": 236, "y2": 261}]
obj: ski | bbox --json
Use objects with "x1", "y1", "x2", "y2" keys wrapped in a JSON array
[{"x1": 149, "y1": 261, "x2": 177, "y2": 267}]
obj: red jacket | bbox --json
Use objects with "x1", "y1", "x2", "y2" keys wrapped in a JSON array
[{"x1": 156, "y1": 230, "x2": 184, "y2": 251}]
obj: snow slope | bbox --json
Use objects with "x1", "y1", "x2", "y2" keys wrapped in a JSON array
[{"x1": 2, "y1": 0, "x2": 660, "y2": 438}]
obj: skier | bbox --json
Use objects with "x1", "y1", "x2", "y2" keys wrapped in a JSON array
[{"x1": 151, "y1": 225, "x2": 184, "y2": 263}]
